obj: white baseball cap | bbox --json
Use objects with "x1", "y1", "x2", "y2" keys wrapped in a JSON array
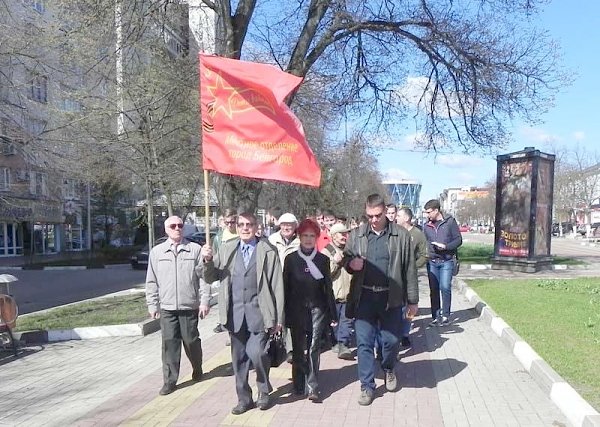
[{"x1": 278, "y1": 213, "x2": 298, "y2": 224}]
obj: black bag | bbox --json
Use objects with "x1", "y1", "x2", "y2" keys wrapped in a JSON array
[
  {"x1": 267, "y1": 332, "x2": 287, "y2": 367},
  {"x1": 452, "y1": 254, "x2": 460, "y2": 276}
]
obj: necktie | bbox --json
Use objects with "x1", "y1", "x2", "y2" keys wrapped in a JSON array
[{"x1": 242, "y1": 245, "x2": 250, "y2": 267}]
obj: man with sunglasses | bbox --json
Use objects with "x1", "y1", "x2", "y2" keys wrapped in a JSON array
[
  {"x1": 344, "y1": 194, "x2": 418, "y2": 406},
  {"x1": 146, "y1": 216, "x2": 208, "y2": 396},
  {"x1": 201, "y1": 212, "x2": 284, "y2": 415}
]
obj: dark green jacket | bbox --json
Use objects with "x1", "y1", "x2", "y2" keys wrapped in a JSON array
[{"x1": 343, "y1": 222, "x2": 418, "y2": 318}]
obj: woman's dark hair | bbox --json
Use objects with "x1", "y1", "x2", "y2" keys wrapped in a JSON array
[{"x1": 296, "y1": 218, "x2": 321, "y2": 237}]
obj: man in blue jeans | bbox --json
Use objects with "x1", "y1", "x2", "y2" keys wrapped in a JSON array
[
  {"x1": 344, "y1": 194, "x2": 419, "y2": 406},
  {"x1": 422, "y1": 199, "x2": 462, "y2": 326}
]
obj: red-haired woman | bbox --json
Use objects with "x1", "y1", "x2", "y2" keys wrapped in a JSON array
[{"x1": 283, "y1": 219, "x2": 337, "y2": 402}]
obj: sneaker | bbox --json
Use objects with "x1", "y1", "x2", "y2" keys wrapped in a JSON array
[
  {"x1": 357, "y1": 389, "x2": 374, "y2": 406},
  {"x1": 337, "y1": 344, "x2": 354, "y2": 360},
  {"x1": 440, "y1": 316, "x2": 451, "y2": 326},
  {"x1": 384, "y1": 369, "x2": 397, "y2": 391},
  {"x1": 428, "y1": 317, "x2": 440, "y2": 327},
  {"x1": 331, "y1": 343, "x2": 340, "y2": 354}
]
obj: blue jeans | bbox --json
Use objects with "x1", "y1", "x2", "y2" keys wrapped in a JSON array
[
  {"x1": 427, "y1": 260, "x2": 454, "y2": 318},
  {"x1": 354, "y1": 289, "x2": 403, "y2": 392},
  {"x1": 333, "y1": 302, "x2": 354, "y2": 346}
]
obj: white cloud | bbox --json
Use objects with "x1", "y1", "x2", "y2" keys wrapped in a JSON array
[
  {"x1": 382, "y1": 168, "x2": 414, "y2": 181},
  {"x1": 435, "y1": 154, "x2": 484, "y2": 168},
  {"x1": 573, "y1": 131, "x2": 586, "y2": 141},
  {"x1": 519, "y1": 126, "x2": 561, "y2": 145}
]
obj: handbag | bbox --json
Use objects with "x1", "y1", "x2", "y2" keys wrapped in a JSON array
[
  {"x1": 267, "y1": 332, "x2": 287, "y2": 367},
  {"x1": 452, "y1": 254, "x2": 460, "y2": 276}
]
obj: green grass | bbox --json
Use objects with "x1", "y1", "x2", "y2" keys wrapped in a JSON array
[
  {"x1": 15, "y1": 293, "x2": 149, "y2": 332},
  {"x1": 458, "y1": 243, "x2": 585, "y2": 265},
  {"x1": 467, "y1": 277, "x2": 600, "y2": 411}
]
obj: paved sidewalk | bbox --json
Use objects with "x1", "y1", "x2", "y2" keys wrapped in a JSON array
[{"x1": 0, "y1": 281, "x2": 570, "y2": 427}]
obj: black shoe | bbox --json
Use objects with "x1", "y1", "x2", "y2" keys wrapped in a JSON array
[
  {"x1": 401, "y1": 336, "x2": 411, "y2": 348},
  {"x1": 307, "y1": 390, "x2": 321, "y2": 403},
  {"x1": 256, "y1": 392, "x2": 271, "y2": 410},
  {"x1": 231, "y1": 401, "x2": 255, "y2": 415},
  {"x1": 286, "y1": 351, "x2": 293, "y2": 364},
  {"x1": 158, "y1": 383, "x2": 176, "y2": 396},
  {"x1": 192, "y1": 369, "x2": 203, "y2": 382},
  {"x1": 213, "y1": 323, "x2": 225, "y2": 333}
]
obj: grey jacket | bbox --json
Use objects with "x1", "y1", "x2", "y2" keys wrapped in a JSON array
[
  {"x1": 145, "y1": 239, "x2": 208, "y2": 314},
  {"x1": 203, "y1": 237, "x2": 284, "y2": 329}
]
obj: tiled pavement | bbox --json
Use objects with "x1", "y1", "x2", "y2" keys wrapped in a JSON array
[{"x1": 0, "y1": 281, "x2": 570, "y2": 427}]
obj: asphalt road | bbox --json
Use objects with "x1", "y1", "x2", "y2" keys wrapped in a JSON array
[
  {"x1": 462, "y1": 232, "x2": 600, "y2": 260},
  {"x1": 5, "y1": 265, "x2": 146, "y2": 315}
]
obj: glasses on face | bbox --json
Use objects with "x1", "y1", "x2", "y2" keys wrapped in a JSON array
[
  {"x1": 366, "y1": 212, "x2": 384, "y2": 220},
  {"x1": 237, "y1": 222, "x2": 256, "y2": 228},
  {"x1": 224, "y1": 219, "x2": 236, "y2": 225},
  {"x1": 169, "y1": 223, "x2": 184, "y2": 230}
]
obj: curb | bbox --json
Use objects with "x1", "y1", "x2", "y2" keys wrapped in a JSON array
[
  {"x1": 464, "y1": 263, "x2": 590, "y2": 270},
  {"x1": 2, "y1": 264, "x2": 132, "y2": 271},
  {"x1": 456, "y1": 278, "x2": 600, "y2": 427},
  {"x1": 14, "y1": 290, "x2": 219, "y2": 345}
]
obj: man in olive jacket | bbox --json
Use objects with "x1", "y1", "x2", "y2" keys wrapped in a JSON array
[
  {"x1": 201, "y1": 212, "x2": 284, "y2": 415},
  {"x1": 344, "y1": 194, "x2": 419, "y2": 406}
]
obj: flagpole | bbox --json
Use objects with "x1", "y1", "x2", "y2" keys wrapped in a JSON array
[{"x1": 204, "y1": 169, "x2": 211, "y2": 246}]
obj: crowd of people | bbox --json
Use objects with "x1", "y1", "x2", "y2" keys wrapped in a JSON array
[{"x1": 144, "y1": 193, "x2": 462, "y2": 412}]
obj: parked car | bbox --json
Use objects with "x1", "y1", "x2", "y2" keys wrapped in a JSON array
[
  {"x1": 131, "y1": 237, "x2": 167, "y2": 270},
  {"x1": 130, "y1": 232, "x2": 217, "y2": 270},
  {"x1": 552, "y1": 222, "x2": 574, "y2": 236},
  {"x1": 459, "y1": 224, "x2": 471, "y2": 233},
  {"x1": 576, "y1": 223, "x2": 600, "y2": 237}
]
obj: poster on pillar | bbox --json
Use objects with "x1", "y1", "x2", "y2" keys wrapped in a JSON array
[{"x1": 497, "y1": 160, "x2": 532, "y2": 257}]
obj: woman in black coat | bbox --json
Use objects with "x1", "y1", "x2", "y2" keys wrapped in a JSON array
[{"x1": 283, "y1": 219, "x2": 337, "y2": 402}]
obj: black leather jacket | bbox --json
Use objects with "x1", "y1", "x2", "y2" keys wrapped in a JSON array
[{"x1": 343, "y1": 222, "x2": 419, "y2": 318}]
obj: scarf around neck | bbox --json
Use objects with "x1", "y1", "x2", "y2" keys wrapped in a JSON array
[{"x1": 297, "y1": 247, "x2": 324, "y2": 280}]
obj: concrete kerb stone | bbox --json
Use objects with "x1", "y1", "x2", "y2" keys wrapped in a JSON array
[
  {"x1": 464, "y1": 263, "x2": 589, "y2": 270},
  {"x1": 455, "y1": 278, "x2": 600, "y2": 427},
  {"x1": 14, "y1": 286, "x2": 220, "y2": 345}
]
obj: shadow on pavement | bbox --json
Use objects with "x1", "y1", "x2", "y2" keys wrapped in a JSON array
[{"x1": 0, "y1": 344, "x2": 45, "y2": 367}]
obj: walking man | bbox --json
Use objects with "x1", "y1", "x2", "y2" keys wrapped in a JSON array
[
  {"x1": 201, "y1": 212, "x2": 284, "y2": 415},
  {"x1": 146, "y1": 216, "x2": 209, "y2": 396},
  {"x1": 321, "y1": 223, "x2": 354, "y2": 360},
  {"x1": 397, "y1": 207, "x2": 428, "y2": 346},
  {"x1": 422, "y1": 199, "x2": 462, "y2": 326},
  {"x1": 344, "y1": 194, "x2": 418, "y2": 405}
]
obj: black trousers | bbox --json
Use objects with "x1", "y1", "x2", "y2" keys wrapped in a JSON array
[
  {"x1": 160, "y1": 309, "x2": 203, "y2": 386},
  {"x1": 290, "y1": 306, "x2": 326, "y2": 394}
]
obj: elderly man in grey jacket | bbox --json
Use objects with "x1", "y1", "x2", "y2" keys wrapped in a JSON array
[
  {"x1": 202, "y1": 211, "x2": 284, "y2": 415},
  {"x1": 146, "y1": 216, "x2": 209, "y2": 396}
]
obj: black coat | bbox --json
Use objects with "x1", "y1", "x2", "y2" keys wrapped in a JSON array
[{"x1": 283, "y1": 251, "x2": 337, "y2": 329}]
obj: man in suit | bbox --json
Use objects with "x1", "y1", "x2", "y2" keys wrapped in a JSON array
[{"x1": 201, "y1": 212, "x2": 284, "y2": 415}]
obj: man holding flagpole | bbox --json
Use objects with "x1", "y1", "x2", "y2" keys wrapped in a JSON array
[{"x1": 201, "y1": 212, "x2": 284, "y2": 415}]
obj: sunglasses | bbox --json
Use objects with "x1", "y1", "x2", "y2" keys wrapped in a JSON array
[
  {"x1": 237, "y1": 222, "x2": 256, "y2": 228},
  {"x1": 224, "y1": 220, "x2": 236, "y2": 224},
  {"x1": 169, "y1": 223, "x2": 184, "y2": 230}
]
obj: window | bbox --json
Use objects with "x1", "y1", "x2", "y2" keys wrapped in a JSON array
[
  {"x1": 60, "y1": 98, "x2": 81, "y2": 112},
  {"x1": 0, "y1": 168, "x2": 10, "y2": 191},
  {"x1": 24, "y1": 116, "x2": 46, "y2": 139},
  {"x1": 1, "y1": 142, "x2": 16, "y2": 155},
  {"x1": 32, "y1": 0, "x2": 46, "y2": 14},
  {"x1": 63, "y1": 178, "x2": 76, "y2": 199},
  {"x1": 29, "y1": 171, "x2": 47, "y2": 196},
  {"x1": 29, "y1": 75, "x2": 48, "y2": 103}
]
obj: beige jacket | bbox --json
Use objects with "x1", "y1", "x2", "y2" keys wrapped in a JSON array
[
  {"x1": 321, "y1": 243, "x2": 352, "y2": 302},
  {"x1": 268, "y1": 231, "x2": 300, "y2": 269}
]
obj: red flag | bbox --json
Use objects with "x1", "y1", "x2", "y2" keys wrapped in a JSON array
[{"x1": 199, "y1": 54, "x2": 321, "y2": 187}]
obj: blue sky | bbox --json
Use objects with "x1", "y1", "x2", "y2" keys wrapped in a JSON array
[{"x1": 377, "y1": 1, "x2": 600, "y2": 204}]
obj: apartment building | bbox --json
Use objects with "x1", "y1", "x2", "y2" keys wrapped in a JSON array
[{"x1": 0, "y1": 1, "x2": 217, "y2": 257}]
